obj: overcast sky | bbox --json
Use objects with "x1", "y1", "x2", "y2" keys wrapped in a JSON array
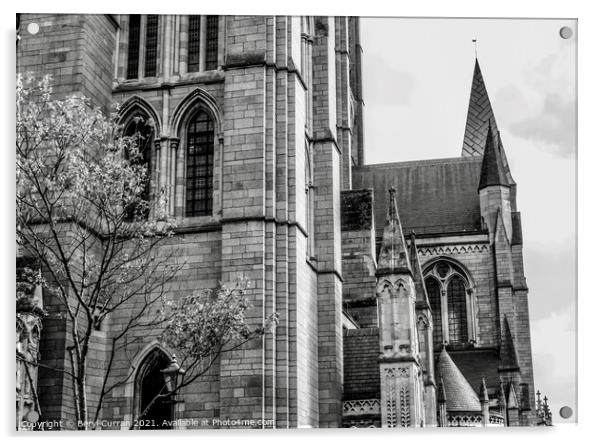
[{"x1": 361, "y1": 17, "x2": 577, "y2": 422}]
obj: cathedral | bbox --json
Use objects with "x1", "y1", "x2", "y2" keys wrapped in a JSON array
[{"x1": 16, "y1": 14, "x2": 539, "y2": 428}]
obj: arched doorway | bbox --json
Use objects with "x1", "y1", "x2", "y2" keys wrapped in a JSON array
[{"x1": 135, "y1": 348, "x2": 173, "y2": 429}]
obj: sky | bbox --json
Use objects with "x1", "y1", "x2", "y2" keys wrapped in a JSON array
[{"x1": 361, "y1": 17, "x2": 577, "y2": 422}]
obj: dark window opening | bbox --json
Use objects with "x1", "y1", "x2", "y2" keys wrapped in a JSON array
[
  {"x1": 188, "y1": 15, "x2": 201, "y2": 72},
  {"x1": 127, "y1": 15, "x2": 141, "y2": 79},
  {"x1": 426, "y1": 277, "x2": 443, "y2": 346},
  {"x1": 205, "y1": 15, "x2": 219, "y2": 70},
  {"x1": 447, "y1": 276, "x2": 469, "y2": 343},
  {"x1": 137, "y1": 349, "x2": 173, "y2": 429},
  {"x1": 185, "y1": 111, "x2": 214, "y2": 217},
  {"x1": 144, "y1": 15, "x2": 159, "y2": 77}
]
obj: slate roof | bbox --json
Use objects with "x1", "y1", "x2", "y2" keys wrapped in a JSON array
[
  {"x1": 435, "y1": 347, "x2": 482, "y2": 412},
  {"x1": 462, "y1": 59, "x2": 499, "y2": 158},
  {"x1": 343, "y1": 328, "x2": 380, "y2": 400},
  {"x1": 461, "y1": 58, "x2": 515, "y2": 185},
  {"x1": 448, "y1": 349, "x2": 501, "y2": 398},
  {"x1": 352, "y1": 156, "x2": 483, "y2": 237}
]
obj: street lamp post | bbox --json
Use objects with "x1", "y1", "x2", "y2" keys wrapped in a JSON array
[{"x1": 160, "y1": 354, "x2": 185, "y2": 402}]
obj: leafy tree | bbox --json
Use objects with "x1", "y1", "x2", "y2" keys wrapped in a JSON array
[
  {"x1": 16, "y1": 75, "x2": 277, "y2": 429},
  {"x1": 132, "y1": 279, "x2": 278, "y2": 428}
]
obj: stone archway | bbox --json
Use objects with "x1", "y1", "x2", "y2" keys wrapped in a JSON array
[{"x1": 135, "y1": 348, "x2": 173, "y2": 429}]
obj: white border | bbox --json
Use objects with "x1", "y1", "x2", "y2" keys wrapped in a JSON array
[{"x1": 3, "y1": 1, "x2": 598, "y2": 444}]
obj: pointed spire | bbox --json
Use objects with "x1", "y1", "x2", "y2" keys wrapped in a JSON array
[
  {"x1": 437, "y1": 377, "x2": 447, "y2": 403},
  {"x1": 462, "y1": 58, "x2": 498, "y2": 157},
  {"x1": 499, "y1": 316, "x2": 520, "y2": 371},
  {"x1": 409, "y1": 232, "x2": 429, "y2": 308},
  {"x1": 376, "y1": 187, "x2": 411, "y2": 275},
  {"x1": 463, "y1": 59, "x2": 516, "y2": 186},
  {"x1": 479, "y1": 377, "x2": 490, "y2": 403},
  {"x1": 478, "y1": 121, "x2": 509, "y2": 191},
  {"x1": 507, "y1": 382, "x2": 519, "y2": 409}
]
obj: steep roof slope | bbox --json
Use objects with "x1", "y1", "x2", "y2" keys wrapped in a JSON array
[
  {"x1": 353, "y1": 156, "x2": 483, "y2": 237},
  {"x1": 462, "y1": 59, "x2": 499, "y2": 157},
  {"x1": 436, "y1": 347, "x2": 482, "y2": 412}
]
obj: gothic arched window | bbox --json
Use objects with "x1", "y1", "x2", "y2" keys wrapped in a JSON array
[
  {"x1": 185, "y1": 110, "x2": 214, "y2": 217},
  {"x1": 423, "y1": 259, "x2": 475, "y2": 347},
  {"x1": 447, "y1": 276, "x2": 469, "y2": 343},
  {"x1": 426, "y1": 277, "x2": 443, "y2": 345},
  {"x1": 134, "y1": 348, "x2": 173, "y2": 429}
]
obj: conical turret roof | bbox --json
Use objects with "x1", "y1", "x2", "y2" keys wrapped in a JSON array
[
  {"x1": 436, "y1": 346, "x2": 482, "y2": 412},
  {"x1": 478, "y1": 122, "x2": 510, "y2": 191}
]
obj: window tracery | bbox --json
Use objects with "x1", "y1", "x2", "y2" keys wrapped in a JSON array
[{"x1": 423, "y1": 259, "x2": 476, "y2": 346}]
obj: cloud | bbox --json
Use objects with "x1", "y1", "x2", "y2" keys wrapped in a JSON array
[
  {"x1": 496, "y1": 45, "x2": 576, "y2": 158},
  {"x1": 531, "y1": 310, "x2": 577, "y2": 422},
  {"x1": 362, "y1": 52, "x2": 415, "y2": 107},
  {"x1": 525, "y1": 241, "x2": 576, "y2": 322},
  {"x1": 509, "y1": 93, "x2": 576, "y2": 157}
]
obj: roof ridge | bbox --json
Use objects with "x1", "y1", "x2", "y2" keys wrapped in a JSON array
[{"x1": 358, "y1": 156, "x2": 483, "y2": 170}]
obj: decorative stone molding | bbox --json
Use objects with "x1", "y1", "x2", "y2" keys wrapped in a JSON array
[
  {"x1": 381, "y1": 365, "x2": 421, "y2": 428},
  {"x1": 418, "y1": 244, "x2": 489, "y2": 256},
  {"x1": 383, "y1": 367, "x2": 410, "y2": 379},
  {"x1": 343, "y1": 399, "x2": 381, "y2": 416},
  {"x1": 448, "y1": 414, "x2": 483, "y2": 427},
  {"x1": 489, "y1": 414, "x2": 505, "y2": 426}
]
